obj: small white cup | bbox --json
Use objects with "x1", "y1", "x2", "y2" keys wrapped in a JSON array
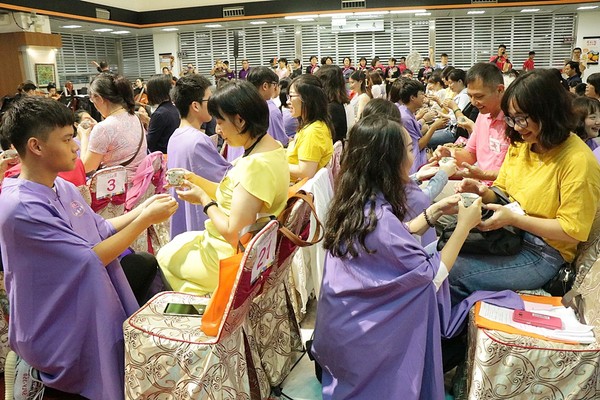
[
  {"x1": 439, "y1": 156, "x2": 455, "y2": 166},
  {"x1": 460, "y1": 193, "x2": 480, "y2": 207},
  {"x1": 166, "y1": 168, "x2": 186, "y2": 187},
  {"x1": 1, "y1": 149, "x2": 18, "y2": 160}
]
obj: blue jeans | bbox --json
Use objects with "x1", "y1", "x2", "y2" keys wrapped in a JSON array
[
  {"x1": 428, "y1": 128, "x2": 456, "y2": 149},
  {"x1": 448, "y1": 233, "x2": 565, "y2": 305}
]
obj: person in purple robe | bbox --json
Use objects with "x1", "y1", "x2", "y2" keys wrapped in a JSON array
[
  {"x1": 167, "y1": 74, "x2": 231, "y2": 238},
  {"x1": 247, "y1": 66, "x2": 289, "y2": 147},
  {"x1": 312, "y1": 115, "x2": 483, "y2": 399},
  {"x1": 0, "y1": 97, "x2": 178, "y2": 400},
  {"x1": 390, "y1": 78, "x2": 449, "y2": 174}
]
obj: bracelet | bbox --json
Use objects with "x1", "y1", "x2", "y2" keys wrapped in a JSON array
[
  {"x1": 423, "y1": 209, "x2": 435, "y2": 228},
  {"x1": 453, "y1": 108, "x2": 461, "y2": 114},
  {"x1": 203, "y1": 200, "x2": 218, "y2": 215}
]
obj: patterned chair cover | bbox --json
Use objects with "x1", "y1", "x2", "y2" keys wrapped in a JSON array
[
  {"x1": 88, "y1": 166, "x2": 127, "y2": 220},
  {"x1": 123, "y1": 221, "x2": 280, "y2": 400},
  {"x1": 458, "y1": 209, "x2": 600, "y2": 400},
  {"x1": 246, "y1": 193, "x2": 314, "y2": 387},
  {"x1": 0, "y1": 272, "x2": 9, "y2": 373}
]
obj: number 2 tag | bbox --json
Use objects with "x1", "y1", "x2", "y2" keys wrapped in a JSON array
[
  {"x1": 96, "y1": 170, "x2": 126, "y2": 200},
  {"x1": 250, "y1": 230, "x2": 277, "y2": 284}
]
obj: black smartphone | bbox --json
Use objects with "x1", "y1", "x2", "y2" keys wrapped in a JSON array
[{"x1": 163, "y1": 303, "x2": 206, "y2": 317}]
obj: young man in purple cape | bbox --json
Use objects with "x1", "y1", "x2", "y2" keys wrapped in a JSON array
[
  {"x1": 166, "y1": 74, "x2": 230, "y2": 238},
  {"x1": 0, "y1": 97, "x2": 178, "y2": 399}
]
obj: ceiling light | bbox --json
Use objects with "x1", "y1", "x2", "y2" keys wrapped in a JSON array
[
  {"x1": 250, "y1": 21, "x2": 267, "y2": 25},
  {"x1": 61, "y1": 25, "x2": 82, "y2": 29},
  {"x1": 415, "y1": 13, "x2": 431, "y2": 16},
  {"x1": 521, "y1": 8, "x2": 540, "y2": 12},
  {"x1": 354, "y1": 11, "x2": 389, "y2": 16},
  {"x1": 284, "y1": 15, "x2": 318, "y2": 20},
  {"x1": 467, "y1": 11, "x2": 486, "y2": 15},
  {"x1": 390, "y1": 9, "x2": 427, "y2": 14},
  {"x1": 319, "y1": 13, "x2": 352, "y2": 18},
  {"x1": 205, "y1": 24, "x2": 222, "y2": 28},
  {"x1": 577, "y1": 5, "x2": 598, "y2": 10},
  {"x1": 162, "y1": 28, "x2": 179, "y2": 31},
  {"x1": 94, "y1": 28, "x2": 113, "y2": 32},
  {"x1": 111, "y1": 30, "x2": 130, "y2": 34},
  {"x1": 298, "y1": 18, "x2": 315, "y2": 22}
]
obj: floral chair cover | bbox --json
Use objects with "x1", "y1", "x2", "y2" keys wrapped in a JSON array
[
  {"x1": 0, "y1": 272, "x2": 9, "y2": 373},
  {"x1": 88, "y1": 166, "x2": 127, "y2": 220},
  {"x1": 457, "y1": 209, "x2": 600, "y2": 399}
]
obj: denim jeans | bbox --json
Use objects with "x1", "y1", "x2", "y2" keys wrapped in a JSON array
[
  {"x1": 428, "y1": 128, "x2": 456, "y2": 149},
  {"x1": 448, "y1": 232, "x2": 565, "y2": 305}
]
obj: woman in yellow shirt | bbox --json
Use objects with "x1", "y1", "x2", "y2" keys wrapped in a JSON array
[
  {"x1": 157, "y1": 80, "x2": 290, "y2": 294},
  {"x1": 287, "y1": 74, "x2": 334, "y2": 180},
  {"x1": 452, "y1": 69, "x2": 600, "y2": 305}
]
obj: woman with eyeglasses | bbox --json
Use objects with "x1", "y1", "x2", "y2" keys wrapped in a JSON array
[
  {"x1": 286, "y1": 74, "x2": 334, "y2": 180},
  {"x1": 79, "y1": 72, "x2": 147, "y2": 184},
  {"x1": 452, "y1": 69, "x2": 600, "y2": 305},
  {"x1": 157, "y1": 80, "x2": 289, "y2": 295}
]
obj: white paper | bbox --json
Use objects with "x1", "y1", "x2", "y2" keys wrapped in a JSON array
[
  {"x1": 96, "y1": 169, "x2": 126, "y2": 200},
  {"x1": 249, "y1": 229, "x2": 277, "y2": 284}
]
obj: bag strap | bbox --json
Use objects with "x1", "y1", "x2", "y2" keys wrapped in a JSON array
[
  {"x1": 277, "y1": 191, "x2": 324, "y2": 247},
  {"x1": 120, "y1": 116, "x2": 145, "y2": 167}
]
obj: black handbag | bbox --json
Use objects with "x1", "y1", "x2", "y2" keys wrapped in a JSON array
[
  {"x1": 436, "y1": 187, "x2": 524, "y2": 256},
  {"x1": 542, "y1": 264, "x2": 576, "y2": 296}
]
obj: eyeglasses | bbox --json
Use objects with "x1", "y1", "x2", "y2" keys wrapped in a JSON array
[
  {"x1": 286, "y1": 94, "x2": 302, "y2": 102},
  {"x1": 504, "y1": 115, "x2": 529, "y2": 129},
  {"x1": 196, "y1": 98, "x2": 210, "y2": 104}
]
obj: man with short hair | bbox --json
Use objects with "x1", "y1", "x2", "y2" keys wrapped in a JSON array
[
  {"x1": 0, "y1": 96, "x2": 177, "y2": 399},
  {"x1": 572, "y1": 47, "x2": 588, "y2": 74},
  {"x1": 247, "y1": 66, "x2": 289, "y2": 146},
  {"x1": 490, "y1": 44, "x2": 512, "y2": 72},
  {"x1": 564, "y1": 61, "x2": 582, "y2": 86},
  {"x1": 166, "y1": 74, "x2": 230, "y2": 237},
  {"x1": 437, "y1": 53, "x2": 449, "y2": 69},
  {"x1": 433, "y1": 63, "x2": 508, "y2": 182},
  {"x1": 238, "y1": 59, "x2": 251, "y2": 80},
  {"x1": 523, "y1": 51, "x2": 536, "y2": 72}
]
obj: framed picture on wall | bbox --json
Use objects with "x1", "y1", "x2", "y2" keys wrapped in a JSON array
[
  {"x1": 35, "y1": 63, "x2": 55, "y2": 87},
  {"x1": 583, "y1": 36, "x2": 600, "y2": 65}
]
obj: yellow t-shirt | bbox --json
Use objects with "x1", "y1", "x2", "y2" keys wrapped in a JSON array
[
  {"x1": 158, "y1": 147, "x2": 290, "y2": 295},
  {"x1": 287, "y1": 120, "x2": 333, "y2": 170},
  {"x1": 494, "y1": 134, "x2": 600, "y2": 262}
]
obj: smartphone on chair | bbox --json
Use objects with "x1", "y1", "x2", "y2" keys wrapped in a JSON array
[{"x1": 163, "y1": 303, "x2": 206, "y2": 317}]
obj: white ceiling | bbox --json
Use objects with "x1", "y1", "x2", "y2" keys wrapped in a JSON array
[{"x1": 80, "y1": 0, "x2": 275, "y2": 12}]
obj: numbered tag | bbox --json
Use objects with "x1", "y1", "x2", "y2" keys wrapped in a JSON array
[
  {"x1": 250, "y1": 230, "x2": 277, "y2": 284},
  {"x1": 96, "y1": 170, "x2": 126, "y2": 200}
]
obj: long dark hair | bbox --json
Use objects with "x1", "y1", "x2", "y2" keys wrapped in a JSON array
[
  {"x1": 90, "y1": 72, "x2": 135, "y2": 114},
  {"x1": 314, "y1": 65, "x2": 349, "y2": 104},
  {"x1": 501, "y1": 69, "x2": 573, "y2": 148},
  {"x1": 324, "y1": 116, "x2": 408, "y2": 258},
  {"x1": 290, "y1": 74, "x2": 333, "y2": 134}
]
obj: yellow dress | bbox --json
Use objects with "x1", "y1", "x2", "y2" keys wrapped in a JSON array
[{"x1": 157, "y1": 147, "x2": 290, "y2": 294}]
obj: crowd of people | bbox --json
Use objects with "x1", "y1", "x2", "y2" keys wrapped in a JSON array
[{"x1": 0, "y1": 43, "x2": 600, "y2": 400}]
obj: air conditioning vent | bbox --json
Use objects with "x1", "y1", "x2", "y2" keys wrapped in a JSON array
[
  {"x1": 95, "y1": 8, "x2": 111, "y2": 20},
  {"x1": 223, "y1": 6, "x2": 245, "y2": 18},
  {"x1": 341, "y1": 0, "x2": 366, "y2": 10}
]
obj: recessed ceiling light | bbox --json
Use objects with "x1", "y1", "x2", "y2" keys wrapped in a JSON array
[
  {"x1": 94, "y1": 28, "x2": 113, "y2": 32},
  {"x1": 284, "y1": 15, "x2": 318, "y2": 20},
  {"x1": 204, "y1": 24, "x2": 222, "y2": 28},
  {"x1": 521, "y1": 8, "x2": 540, "y2": 12},
  {"x1": 298, "y1": 18, "x2": 315, "y2": 22},
  {"x1": 577, "y1": 5, "x2": 598, "y2": 10},
  {"x1": 467, "y1": 11, "x2": 486, "y2": 15},
  {"x1": 250, "y1": 21, "x2": 267, "y2": 25},
  {"x1": 162, "y1": 28, "x2": 179, "y2": 31},
  {"x1": 61, "y1": 25, "x2": 82, "y2": 29},
  {"x1": 415, "y1": 13, "x2": 431, "y2": 16},
  {"x1": 111, "y1": 30, "x2": 130, "y2": 34},
  {"x1": 390, "y1": 9, "x2": 427, "y2": 14}
]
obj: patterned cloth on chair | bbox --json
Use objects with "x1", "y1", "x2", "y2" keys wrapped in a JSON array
[
  {"x1": 123, "y1": 221, "x2": 280, "y2": 399},
  {"x1": 88, "y1": 166, "x2": 127, "y2": 219}
]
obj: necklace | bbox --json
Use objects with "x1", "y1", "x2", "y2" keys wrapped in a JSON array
[
  {"x1": 243, "y1": 133, "x2": 267, "y2": 157},
  {"x1": 106, "y1": 107, "x2": 124, "y2": 118}
]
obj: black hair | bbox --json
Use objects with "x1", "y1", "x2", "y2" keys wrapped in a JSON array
[
  {"x1": 573, "y1": 47, "x2": 582, "y2": 52},
  {"x1": 529, "y1": 51, "x2": 536, "y2": 56},
  {"x1": 90, "y1": 72, "x2": 136, "y2": 114},
  {"x1": 565, "y1": 61, "x2": 581, "y2": 76},
  {"x1": 501, "y1": 69, "x2": 574, "y2": 148},
  {"x1": 572, "y1": 96, "x2": 600, "y2": 140},
  {"x1": 22, "y1": 82, "x2": 37, "y2": 92},
  {"x1": 361, "y1": 98, "x2": 402, "y2": 124},
  {"x1": 315, "y1": 65, "x2": 349, "y2": 105},
  {"x1": 146, "y1": 74, "x2": 172, "y2": 105},
  {"x1": 447, "y1": 68, "x2": 466, "y2": 85},
  {"x1": 359, "y1": 57, "x2": 367, "y2": 64},
  {"x1": 294, "y1": 58, "x2": 301, "y2": 65},
  {"x1": 74, "y1": 109, "x2": 89, "y2": 123},
  {"x1": 441, "y1": 66, "x2": 456, "y2": 80},
  {"x1": 370, "y1": 56, "x2": 380, "y2": 68},
  {"x1": 290, "y1": 74, "x2": 333, "y2": 134},
  {"x1": 247, "y1": 66, "x2": 279, "y2": 87},
  {"x1": 389, "y1": 57, "x2": 397, "y2": 63},
  {"x1": 279, "y1": 78, "x2": 291, "y2": 109},
  {"x1": 349, "y1": 70, "x2": 367, "y2": 93},
  {"x1": 498, "y1": 44, "x2": 507, "y2": 50},
  {"x1": 588, "y1": 73, "x2": 600, "y2": 97},
  {"x1": 466, "y1": 63, "x2": 503, "y2": 89},
  {"x1": 427, "y1": 71, "x2": 445, "y2": 87},
  {"x1": 207, "y1": 80, "x2": 268, "y2": 139},
  {"x1": 279, "y1": 58, "x2": 288, "y2": 65},
  {"x1": 310, "y1": 55, "x2": 318, "y2": 62},
  {"x1": 324, "y1": 115, "x2": 408, "y2": 258},
  {"x1": 575, "y1": 82, "x2": 587, "y2": 96},
  {"x1": 1, "y1": 96, "x2": 74, "y2": 155},
  {"x1": 389, "y1": 78, "x2": 425, "y2": 105},
  {"x1": 172, "y1": 74, "x2": 212, "y2": 118},
  {"x1": 343, "y1": 57, "x2": 352, "y2": 64},
  {"x1": 424, "y1": 57, "x2": 431, "y2": 62},
  {"x1": 47, "y1": 82, "x2": 56, "y2": 90},
  {"x1": 440, "y1": 53, "x2": 448, "y2": 58}
]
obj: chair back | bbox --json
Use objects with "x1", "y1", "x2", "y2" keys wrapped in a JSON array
[
  {"x1": 88, "y1": 166, "x2": 127, "y2": 218},
  {"x1": 219, "y1": 220, "x2": 280, "y2": 338},
  {"x1": 126, "y1": 151, "x2": 166, "y2": 211}
]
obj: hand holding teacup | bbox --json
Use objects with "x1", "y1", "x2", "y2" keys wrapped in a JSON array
[{"x1": 166, "y1": 168, "x2": 186, "y2": 188}]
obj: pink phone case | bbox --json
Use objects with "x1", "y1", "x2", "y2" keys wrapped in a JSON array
[{"x1": 512, "y1": 310, "x2": 562, "y2": 330}]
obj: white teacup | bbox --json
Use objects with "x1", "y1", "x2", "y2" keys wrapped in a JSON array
[
  {"x1": 460, "y1": 193, "x2": 480, "y2": 207},
  {"x1": 1, "y1": 149, "x2": 18, "y2": 160},
  {"x1": 166, "y1": 168, "x2": 186, "y2": 187},
  {"x1": 439, "y1": 156, "x2": 455, "y2": 166}
]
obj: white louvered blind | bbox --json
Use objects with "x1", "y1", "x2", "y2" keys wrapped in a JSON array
[
  {"x1": 121, "y1": 35, "x2": 156, "y2": 80},
  {"x1": 56, "y1": 33, "x2": 117, "y2": 84},
  {"x1": 434, "y1": 14, "x2": 575, "y2": 69}
]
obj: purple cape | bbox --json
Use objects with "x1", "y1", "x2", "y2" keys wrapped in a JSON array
[
  {"x1": 312, "y1": 194, "x2": 522, "y2": 399},
  {"x1": 267, "y1": 99, "x2": 290, "y2": 146},
  {"x1": 0, "y1": 177, "x2": 139, "y2": 400},
  {"x1": 404, "y1": 179, "x2": 436, "y2": 246},
  {"x1": 166, "y1": 125, "x2": 230, "y2": 238},
  {"x1": 398, "y1": 104, "x2": 428, "y2": 174}
]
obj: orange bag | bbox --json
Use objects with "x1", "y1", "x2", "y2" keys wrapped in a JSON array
[{"x1": 200, "y1": 252, "x2": 244, "y2": 337}]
